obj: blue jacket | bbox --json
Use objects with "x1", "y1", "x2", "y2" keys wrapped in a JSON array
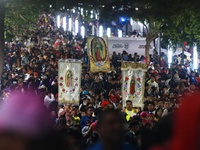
[
  {"x1": 80, "y1": 116, "x2": 94, "y2": 128},
  {"x1": 190, "y1": 76, "x2": 197, "y2": 85}
]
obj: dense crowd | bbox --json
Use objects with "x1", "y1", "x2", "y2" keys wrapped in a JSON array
[{"x1": 0, "y1": 13, "x2": 200, "y2": 150}]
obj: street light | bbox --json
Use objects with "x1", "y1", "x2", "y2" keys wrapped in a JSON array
[
  {"x1": 90, "y1": 10, "x2": 93, "y2": 18},
  {"x1": 57, "y1": 15, "x2": 60, "y2": 28},
  {"x1": 63, "y1": 17, "x2": 67, "y2": 31},
  {"x1": 107, "y1": 28, "x2": 111, "y2": 37},
  {"x1": 81, "y1": 8, "x2": 84, "y2": 15},
  {"x1": 68, "y1": 18, "x2": 72, "y2": 31},
  {"x1": 168, "y1": 45, "x2": 173, "y2": 68},
  {"x1": 81, "y1": 26, "x2": 85, "y2": 38},
  {"x1": 118, "y1": 29, "x2": 122, "y2": 38},
  {"x1": 99, "y1": 25, "x2": 103, "y2": 37},
  {"x1": 75, "y1": 20, "x2": 79, "y2": 35},
  {"x1": 130, "y1": 18, "x2": 134, "y2": 26},
  {"x1": 193, "y1": 43, "x2": 198, "y2": 71}
]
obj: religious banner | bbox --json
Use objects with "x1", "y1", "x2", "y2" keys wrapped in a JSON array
[
  {"x1": 121, "y1": 62, "x2": 148, "y2": 108},
  {"x1": 87, "y1": 36, "x2": 110, "y2": 72},
  {"x1": 58, "y1": 60, "x2": 82, "y2": 104}
]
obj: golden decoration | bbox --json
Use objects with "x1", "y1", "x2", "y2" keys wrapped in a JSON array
[{"x1": 121, "y1": 62, "x2": 148, "y2": 70}]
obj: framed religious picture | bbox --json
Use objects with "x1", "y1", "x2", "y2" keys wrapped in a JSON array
[{"x1": 88, "y1": 36, "x2": 110, "y2": 72}]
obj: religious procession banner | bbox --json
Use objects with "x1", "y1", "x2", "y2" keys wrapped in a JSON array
[
  {"x1": 58, "y1": 59, "x2": 82, "y2": 104},
  {"x1": 87, "y1": 36, "x2": 110, "y2": 72},
  {"x1": 121, "y1": 62, "x2": 148, "y2": 108}
]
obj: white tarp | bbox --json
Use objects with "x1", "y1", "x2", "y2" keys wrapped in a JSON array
[{"x1": 108, "y1": 37, "x2": 154, "y2": 56}]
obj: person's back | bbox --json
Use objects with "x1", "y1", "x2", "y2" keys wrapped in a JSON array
[
  {"x1": 87, "y1": 110, "x2": 136, "y2": 150},
  {"x1": 88, "y1": 142, "x2": 135, "y2": 150},
  {"x1": 112, "y1": 52, "x2": 118, "y2": 62},
  {"x1": 112, "y1": 53, "x2": 118, "y2": 68}
]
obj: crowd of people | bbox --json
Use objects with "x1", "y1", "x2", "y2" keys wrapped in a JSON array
[{"x1": 0, "y1": 12, "x2": 200, "y2": 150}]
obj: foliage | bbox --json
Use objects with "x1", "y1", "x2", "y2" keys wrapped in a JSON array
[
  {"x1": 4, "y1": 0, "x2": 41, "y2": 40},
  {"x1": 4, "y1": 0, "x2": 200, "y2": 48}
]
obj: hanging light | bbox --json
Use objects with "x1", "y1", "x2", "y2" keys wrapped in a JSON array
[
  {"x1": 57, "y1": 15, "x2": 60, "y2": 28},
  {"x1": 168, "y1": 45, "x2": 173, "y2": 68},
  {"x1": 81, "y1": 8, "x2": 84, "y2": 15},
  {"x1": 130, "y1": 18, "x2": 134, "y2": 26},
  {"x1": 193, "y1": 43, "x2": 198, "y2": 71},
  {"x1": 118, "y1": 29, "x2": 122, "y2": 38},
  {"x1": 90, "y1": 10, "x2": 94, "y2": 18},
  {"x1": 68, "y1": 18, "x2": 72, "y2": 31},
  {"x1": 81, "y1": 26, "x2": 85, "y2": 38},
  {"x1": 75, "y1": 20, "x2": 79, "y2": 34},
  {"x1": 63, "y1": 17, "x2": 67, "y2": 31},
  {"x1": 107, "y1": 28, "x2": 111, "y2": 37},
  {"x1": 99, "y1": 25, "x2": 103, "y2": 37}
]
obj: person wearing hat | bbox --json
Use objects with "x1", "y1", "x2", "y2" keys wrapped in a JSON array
[
  {"x1": 100, "y1": 100, "x2": 110, "y2": 111},
  {"x1": 140, "y1": 111, "x2": 151, "y2": 126}
]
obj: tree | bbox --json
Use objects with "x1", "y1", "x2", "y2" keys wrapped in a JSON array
[
  {"x1": 99, "y1": 0, "x2": 200, "y2": 62},
  {"x1": 99, "y1": 0, "x2": 163, "y2": 62},
  {"x1": 162, "y1": 3, "x2": 200, "y2": 47},
  {"x1": 0, "y1": 0, "x2": 5, "y2": 79},
  {"x1": 4, "y1": 0, "x2": 44, "y2": 39},
  {"x1": 133, "y1": 0, "x2": 175, "y2": 63},
  {"x1": 0, "y1": 0, "x2": 43, "y2": 78}
]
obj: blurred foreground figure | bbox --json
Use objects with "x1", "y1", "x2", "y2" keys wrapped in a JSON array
[
  {"x1": 150, "y1": 93, "x2": 200, "y2": 150},
  {"x1": 170, "y1": 93, "x2": 200, "y2": 150},
  {"x1": 88, "y1": 110, "x2": 136, "y2": 150},
  {"x1": 0, "y1": 93, "x2": 62, "y2": 150}
]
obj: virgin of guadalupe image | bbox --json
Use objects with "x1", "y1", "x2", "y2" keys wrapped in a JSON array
[
  {"x1": 65, "y1": 70, "x2": 73, "y2": 87},
  {"x1": 95, "y1": 44, "x2": 102, "y2": 61},
  {"x1": 129, "y1": 76, "x2": 135, "y2": 95},
  {"x1": 91, "y1": 38, "x2": 107, "y2": 62}
]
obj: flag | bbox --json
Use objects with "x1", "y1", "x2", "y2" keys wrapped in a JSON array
[
  {"x1": 58, "y1": 60, "x2": 82, "y2": 104},
  {"x1": 121, "y1": 62, "x2": 148, "y2": 108},
  {"x1": 87, "y1": 36, "x2": 110, "y2": 72}
]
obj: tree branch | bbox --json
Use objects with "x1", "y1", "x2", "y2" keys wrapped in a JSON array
[
  {"x1": 143, "y1": 22, "x2": 149, "y2": 34},
  {"x1": 5, "y1": 0, "x2": 15, "y2": 10}
]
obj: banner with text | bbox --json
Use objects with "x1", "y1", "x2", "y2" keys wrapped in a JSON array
[
  {"x1": 88, "y1": 36, "x2": 110, "y2": 72},
  {"x1": 58, "y1": 60, "x2": 82, "y2": 104},
  {"x1": 108, "y1": 37, "x2": 154, "y2": 56},
  {"x1": 121, "y1": 62, "x2": 148, "y2": 108}
]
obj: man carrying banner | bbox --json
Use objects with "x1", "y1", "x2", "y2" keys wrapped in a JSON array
[{"x1": 124, "y1": 100, "x2": 139, "y2": 122}]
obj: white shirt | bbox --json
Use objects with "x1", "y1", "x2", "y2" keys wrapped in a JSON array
[
  {"x1": 148, "y1": 80, "x2": 159, "y2": 91},
  {"x1": 44, "y1": 94, "x2": 55, "y2": 108}
]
